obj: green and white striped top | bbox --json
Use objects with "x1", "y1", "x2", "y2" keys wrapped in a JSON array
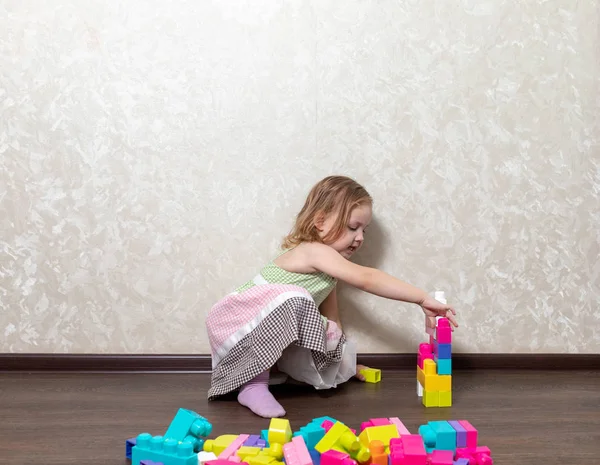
[{"x1": 235, "y1": 250, "x2": 337, "y2": 307}]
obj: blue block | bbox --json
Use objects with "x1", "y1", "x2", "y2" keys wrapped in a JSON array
[
  {"x1": 434, "y1": 341, "x2": 452, "y2": 359},
  {"x1": 293, "y1": 424, "x2": 325, "y2": 450},
  {"x1": 132, "y1": 433, "x2": 197, "y2": 465},
  {"x1": 165, "y1": 409, "x2": 212, "y2": 452},
  {"x1": 428, "y1": 421, "x2": 456, "y2": 451},
  {"x1": 126, "y1": 437, "x2": 137, "y2": 459},
  {"x1": 437, "y1": 358, "x2": 452, "y2": 375},
  {"x1": 309, "y1": 448, "x2": 321, "y2": 465}
]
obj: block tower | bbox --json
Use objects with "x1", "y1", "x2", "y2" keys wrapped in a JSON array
[{"x1": 417, "y1": 291, "x2": 452, "y2": 407}]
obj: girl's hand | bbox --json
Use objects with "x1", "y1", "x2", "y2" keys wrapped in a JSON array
[
  {"x1": 420, "y1": 296, "x2": 459, "y2": 330},
  {"x1": 355, "y1": 364, "x2": 368, "y2": 381}
]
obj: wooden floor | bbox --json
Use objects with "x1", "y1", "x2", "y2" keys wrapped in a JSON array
[{"x1": 1, "y1": 369, "x2": 599, "y2": 464}]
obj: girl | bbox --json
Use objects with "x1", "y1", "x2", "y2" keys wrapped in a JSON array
[{"x1": 205, "y1": 175, "x2": 458, "y2": 418}]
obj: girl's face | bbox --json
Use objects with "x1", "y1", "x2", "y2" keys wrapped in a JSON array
[{"x1": 317, "y1": 203, "x2": 372, "y2": 259}]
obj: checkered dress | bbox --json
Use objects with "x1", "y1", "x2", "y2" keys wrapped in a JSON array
[{"x1": 205, "y1": 256, "x2": 349, "y2": 400}]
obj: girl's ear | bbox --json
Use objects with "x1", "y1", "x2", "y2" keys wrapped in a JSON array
[{"x1": 314, "y1": 211, "x2": 326, "y2": 231}]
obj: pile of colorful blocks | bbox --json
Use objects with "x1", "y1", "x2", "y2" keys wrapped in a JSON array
[
  {"x1": 417, "y1": 315, "x2": 453, "y2": 407},
  {"x1": 125, "y1": 409, "x2": 493, "y2": 465}
]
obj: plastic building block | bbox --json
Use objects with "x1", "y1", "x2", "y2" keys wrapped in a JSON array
[
  {"x1": 422, "y1": 390, "x2": 439, "y2": 407},
  {"x1": 388, "y1": 418, "x2": 410, "y2": 436},
  {"x1": 436, "y1": 359, "x2": 452, "y2": 375},
  {"x1": 165, "y1": 408, "x2": 212, "y2": 453},
  {"x1": 315, "y1": 421, "x2": 370, "y2": 463},
  {"x1": 132, "y1": 433, "x2": 197, "y2": 465},
  {"x1": 320, "y1": 450, "x2": 355, "y2": 465},
  {"x1": 457, "y1": 421, "x2": 478, "y2": 449},
  {"x1": 390, "y1": 435, "x2": 427, "y2": 465},
  {"x1": 447, "y1": 422, "x2": 466, "y2": 448},
  {"x1": 198, "y1": 451, "x2": 218, "y2": 464},
  {"x1": 218, "y1": 434, "x2": 249, "y2": 460},
  {"x1": 418, "y1": 343, "x2": 434, "y2": 369},
  {"x1": 428, "y1": 421, "x2": 456, "y2": 451},
  {"x1": 417, "y1": 380, "x2": 424, "y2": 397},
  {"x1": 439, "y1": 390, "x2": 452, "y2": 407},
  {"x1": 140, "y1": 461, "x2": 165, "y2": 465},
  {"x1": 359, "y1": 367, "x2": 381, "y2": 383},
  {"x1": 262, "y1": 443, "x2": 284, "y2": 460},
  {"x1": 453, "y1": 459, "x2": 469, "y2": 465},
  {"x1": 127, "y1": 437, "x2": 137, "y2": 459},
  {"x1": 436, "y1": 319, "x2": 452, "y2": 344},
  {"x1": 368, "y1": 440, "x2": 387, "y2": 465},
  {"x1": 455, "y1": 447, "x2": 492, "y2": 465},
  {"x1": 236, "y1": 446, "x2": 261, "y2": 460},
  {"x1": 434, "y1": 341, "x2": 452, "y2": 360},
  {"x1": 283, "y1": 435, "x2": 312, "y2": 465},
  {"x1": 204, "y1": 435, "x2": 239, "y2": 455},
  {"x1": 369, "y1": 418, "x2": 391, "y2": 427},
  {"x1": 244, "y1": 436, "x2": 261, "y2": 447},
  {"x1": 429, "y1": 450, "x2": 453, "y2": 465},
  {"x1": 358, "y1": 425, "x2": 398, "y2": 449},
  {"x1": 268, "y1": 419, "x2": 292, "y2": 444},
  {"x1": 293, "y1": 424, "x2": 325, "y2": 450},
  {"x1": 309, "y1": 449, "x2": 321, "y2": 465}
]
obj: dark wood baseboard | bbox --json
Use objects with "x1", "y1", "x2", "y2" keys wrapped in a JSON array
[{"x1": 0, "y1": 353, "x2": 598, "y2": 373}]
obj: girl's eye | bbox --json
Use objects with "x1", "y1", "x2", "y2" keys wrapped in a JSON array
[{"x1": 349, "y1": 226, "x2": 358, "y2": 231}]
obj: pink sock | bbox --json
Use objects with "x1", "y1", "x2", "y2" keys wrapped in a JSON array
[{"x1": 237, "y1": 371, "x2": 286, "y2": 418}]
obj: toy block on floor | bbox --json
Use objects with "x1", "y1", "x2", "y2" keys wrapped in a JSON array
[
  {"x1": 358, "y1": 424, "x2": 398, "y2": 450},
  {"x1": 126, "y1": 437, "x2": 137, "y2": 459},
  {"x1": 204, "y1": 435, "x2": 240, "y2": 455},
  {"x1": 268, "y1": 419, "x2": 292, "y2": 445},
  {"x1": 388, "y1": 417, "x2": 411, "y2": 436},
  {"x1": 165, "y1": 408, "x2": 212, "y2": 452},
  {"x1": 218, "y1": 434, "x2": 250, "y2": 460},
  {"x1": 198, "y1": 451, "x2": 218, "y2": 464},
  {"x1": 457, "y1": 421, "x2": 478, "y2": 449},
  {"x1": 283, "y1": 435, "x2": 312, "y2": 465},
  {"x1": 359, "y1": 367, "x2": 381, "y2": 383},
  {"x1": 429, "y1": 449, "x2": 453, "y2": 465},
  {"x1": 132, "y1": 433, "x2": 197, "y2": 465},
  {"x1": 368, "y1": 440, "x2": 387, "y2": 465},
  {"x1": 315, "y1": 421, "x2": 370, "y2": 463}
]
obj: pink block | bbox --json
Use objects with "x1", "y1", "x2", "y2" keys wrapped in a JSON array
[
  {"x1": 438, "y1": 318, "x2": 450, "y2": 327},
  {"x1": 400, "y1": 435, "x2": 426, "y2": 465},
  {"x1": 321, "y1": 450, "x2": 355, "y2": 465},
  {"x1": 388, "y1": 417, "x2": 411, "y2": 436},
  {"x1": 218, "y1": 434, "x2": 250, "y2": 460},
  {"x1": 369, "y1": 418, "x2": 392, "y2": 427},
  {"x1": 283, "y1": 435, "x2": 313, "y2": 465},
  {"x1": 321, "y1": 420, "x2": 335, "y2": 432},
  {"x1": 360, "y1": 421, "x2": 372, "y2": 432},
  {"x1": 457, "y1": 421, "x2": 478, "y2": 449},
  {"x1": 429, "y1": 450, "x2": 453, "y2": 465},
  {"x1": 229, "y1": 456, "x2": 242, "y2": 463},
  {"x1": 436, "y1": 326, "x2": 452, "y2": 344}
]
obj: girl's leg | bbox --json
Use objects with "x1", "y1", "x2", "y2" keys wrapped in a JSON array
[{"x1": 237, "y1": 370, "x2": 286, "y2": 418}]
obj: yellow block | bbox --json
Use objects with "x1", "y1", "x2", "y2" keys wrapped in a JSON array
[
  {"x1": 417, "y1": 366, "x2": 425, "y2": 387},
  {"x1": 315, "y1": 421, "x2": 361, "y2": 454},
  {"x1": 358, "y1": 425, "x2": 398, "y2": 449},
  {"x1": 423, "y1": 359, "x2": 437, "y2": 375},
  {"x1": 237, "y1": 447, "x2": 261, "y2": 460},
  {"x1": 422, "y1": 390, "x2": 439, "y2": 407},
  {"x1": 439, "y1": 390, "x2": 452, "y2": 407},
  {"x1": 268, "y1": 419, "x2": 292, "y2": 444},
  {"x1": 360, "y1": 367, "x2": 381, "y2": 383},
  {"x1": 203, "y1": 435, "x2": 238, "y2": 455},
  {"x1": 437, "y1": 375, "x2": 451, "y2": 392}
]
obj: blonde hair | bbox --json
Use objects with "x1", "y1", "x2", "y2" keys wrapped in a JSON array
[{"x1": 282, "y1": 175, "x2": 373, "y2": 249}]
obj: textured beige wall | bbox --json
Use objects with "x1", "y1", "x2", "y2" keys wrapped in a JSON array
[{"x1": 1, "y1": 1, "x2": 598, "y2": 354}]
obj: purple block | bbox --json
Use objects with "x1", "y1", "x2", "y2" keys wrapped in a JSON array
[
  {"x1": 126, "y1": 438, "x2": 137, "y2": 459},
  {"x1": 256, "y1": 439, "x2": 266, "y2": 448},
  {"x1": 140, "y1": 461, "x2": 164, "y2": 465},
  {"x1": 244, "y1": 435, "x2": 261, "y2": 447},
  {"x1": 454, "y1": 459, "x2": 469, "y2": 465},
  {"x1": 448, "y1": 421, "x2": 467, "y2": 448}
]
